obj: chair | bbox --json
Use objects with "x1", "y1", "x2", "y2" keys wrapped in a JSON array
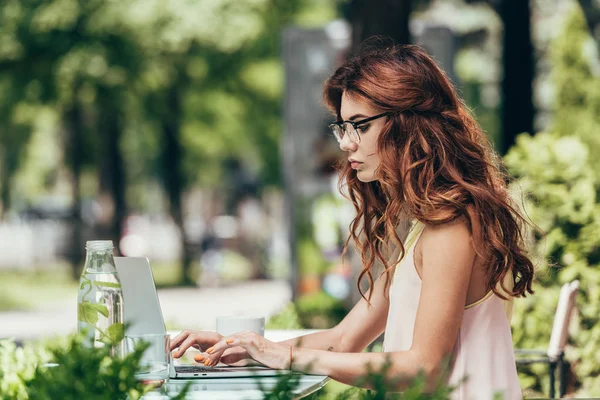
[{"x1": 515, "y1": 280, "x2": 579, "y2": 399}]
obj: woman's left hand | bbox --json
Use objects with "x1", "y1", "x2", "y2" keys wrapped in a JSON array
[{"x1": 199, "y1": 331, "x2": 291, "y2": 370}]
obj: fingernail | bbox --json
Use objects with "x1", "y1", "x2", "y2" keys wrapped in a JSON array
[
  {"x1": 226, "y1": 339, "x2": 234, "y2": 344},
  {"x1": 204, "y1": 359, "x2": 210, "y2": 366},
  {"x1": 206, "y1": 347, "x2": 214, "y2": 354},
  {"x1": 194, "y1": 354, "x2": 204, "y2": 362}
]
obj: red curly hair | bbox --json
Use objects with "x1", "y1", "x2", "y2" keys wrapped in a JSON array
[{"x1": 323, "y1": 43, "x2": 534, "y2": 303}]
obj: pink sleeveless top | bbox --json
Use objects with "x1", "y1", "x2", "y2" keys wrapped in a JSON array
[{"x1": 383, "y1": 222, "x2": 522, "y2": 400}]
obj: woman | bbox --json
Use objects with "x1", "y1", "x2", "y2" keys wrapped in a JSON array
[{"x1": 171, "y1": 43, "x2": 534, "y2": 400}]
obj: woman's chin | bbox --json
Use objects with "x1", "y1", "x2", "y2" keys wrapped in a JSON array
[{"x1": 356, "y1": 170, "x2": 376, "y2": 183}]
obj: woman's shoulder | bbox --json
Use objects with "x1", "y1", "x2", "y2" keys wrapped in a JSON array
[
  {"x1": 413, "y1": 214, "x2": 478, "y2": 282},
  {"x1": 417, "y1": 210, "x2": 479, "y2": 255}
]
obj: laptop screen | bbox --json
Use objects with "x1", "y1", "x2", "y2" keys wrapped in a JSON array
[{"x1": 114, "y1": 257, "x2": 167, "y2": 336}]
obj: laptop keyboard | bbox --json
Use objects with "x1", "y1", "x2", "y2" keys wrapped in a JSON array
[{"x1": 175, "y1": 365, "x2": 223, "y2": 373}]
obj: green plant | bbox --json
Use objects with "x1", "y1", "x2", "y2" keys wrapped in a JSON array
[
  {"x1": 266, "y1": 303, "x2": 304, "y2": 330},
  {"x1": 505, "y1": 132, "x2": 600, "y2": 395},
  {"x1": 298, "y1": 238, "x2": 330, "y2": 277},
  {"x1": 0, "y1": 339, "x2": 52, "y2": 400},
  {"x1": 551, "y1": 6, "x2": 600, "y2": 178},
  {"x1": 502, "y1": 5, "x2": 600, "y2": 396},
  {"x1": 295, "y1": 291, "x2": 349, "y2": 329},
  {"x1": 20, "y1": 333, "x2": 189, "y2": 400}
]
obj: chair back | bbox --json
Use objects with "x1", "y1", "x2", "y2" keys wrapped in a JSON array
[{"x1": 547, "y1": 280, "x2": 579, "y2": 361}]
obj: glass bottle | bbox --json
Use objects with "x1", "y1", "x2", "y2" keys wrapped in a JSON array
[{"x1": 77, "y1": 240, "x2": 125, "y2": 357}]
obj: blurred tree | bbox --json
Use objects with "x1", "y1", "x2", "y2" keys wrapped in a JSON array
[
  {"x1": 0, "y1": 78, "x2": 33, "y2": 218},
  {"x1": 126, "y1": 0, "x2": 307, "y2": 283},
  {"x1": 0, "y1": 0, "x2": 145, "y2": 277},
  {"x1": 464, "y1": 0, "x2": 534, "y2": 154},
  {"x1": 498, "y1": 0, "x2": 534, "y2": 154},
  {"x1": 576, "y1": 0, "x2": 600, "y2": 50},
  {"x1": 0, "y1": 1, "x2": 50, "y2": 218},
  {"x1": 341, "y1": 0, "x2": 412, "y2": 48},
  {"x1": 1, "y1": 0, "x2": 339, "y2": 284},
  {"x1": 552, "y1": 4, "x2": 600, "y2": 178},
  {"x1": 505, "y1": 6, "x2": 600, "y2": 395},
  {"x1": 340, "y1": 0, "x2": 534, "y2": 154}
]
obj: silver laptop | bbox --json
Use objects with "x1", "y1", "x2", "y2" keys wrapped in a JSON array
[{"x1": 114, "y1": 257, "x2": 293, "y2": 379}]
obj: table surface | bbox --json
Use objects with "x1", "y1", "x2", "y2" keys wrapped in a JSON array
[{"x1": 142, "y1": 329, "x2": 329, "y2": 400}]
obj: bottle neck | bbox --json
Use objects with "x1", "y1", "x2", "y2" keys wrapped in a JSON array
[{"x1": 84, "y1": 250, "x2": 117, "y2": 273}]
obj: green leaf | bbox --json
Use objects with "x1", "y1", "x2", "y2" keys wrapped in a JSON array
[
  {"x1": 106, "y1": 323, "x2": 124, "y2": 344},
  {"x1": 86, "y1": 302, "x2": 109, "y2": 318},
  {"x1": 94, "y1": 280, "x2": 122, "y2": 289},
  {"x1": 78, "y1": 302, "x2": 99, "y2": 324}
]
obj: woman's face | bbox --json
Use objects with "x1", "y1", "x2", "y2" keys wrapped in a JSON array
[{"x1": 339, "y1": 92, "x2": 387, "y2": 182}]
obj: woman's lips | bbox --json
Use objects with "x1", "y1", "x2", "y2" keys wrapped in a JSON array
[{"x1": 350, "y1": 161, "x2": 363, "y2": 169}]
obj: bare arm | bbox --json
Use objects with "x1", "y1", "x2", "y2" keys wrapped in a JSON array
[
  {"x1": 170, "y1": 275, "x2": 390, "y2": 365},
  {"x1": 278, "y1": 264, "x2": 394, "y2": 353},
  {"x1": 287, "y1": 221, "x2": 474, "y2": 390}
]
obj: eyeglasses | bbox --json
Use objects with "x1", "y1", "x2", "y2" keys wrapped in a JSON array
[{"x1": 328, "y1": 111, "x2": 395, "y2": 144}]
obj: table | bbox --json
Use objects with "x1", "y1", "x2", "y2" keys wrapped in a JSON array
[
  {"x1": 153, "y1": 374, "x2": 329, "y2": 399},
  {"x1": 142, "y1": 329, "x2": 330, "y2": 399}
]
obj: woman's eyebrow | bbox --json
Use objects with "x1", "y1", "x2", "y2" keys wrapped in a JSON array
[{"x1": 347, "y1": 113, "x2": 368, "y2": 121}]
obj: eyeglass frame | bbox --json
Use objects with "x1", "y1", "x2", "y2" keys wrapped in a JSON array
[{"x1": 328, "y1": 111, "x2": 397, "y2": 144}]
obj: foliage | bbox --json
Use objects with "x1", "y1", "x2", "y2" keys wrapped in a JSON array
[
  {"x1": 551, "y1": 5, "x2": 600, "y2": 178},
  {"x1": 502, "y1": 5, "x2": 600, "y2": 396},
  {"x1": 266, "y1": 302, "x2": 304, "y2": 330},
  {"x1": 505, "y1": 132, "x2": 600, "y2": 396},
  {"x1": 298, "y1": 237, "x2": 330, "y2": 276},
  {"x1": 266, "y1": 291, "x2": 348, "y2": 331},
  {"x1": 295, "y1": 291, "x2": 349, "y2": 329},
  {"x1": 0, "y1": 331, "x2": 461, "y2": 400},
  {"x1": 0, "y1": 0, "x2": 341, "y2": 282},
  {"x1": 0, "y1": 0, "x2": 341, "y2": 209},
  {"x1": 22, "y1": 333, "x2": 190, "y2": 400},
  {"x1": 0, "y1": 333, "x2": 192, "y2": 400},
  {"x1": 0, "y1": 339, "x2": 51, "y2": 400}
]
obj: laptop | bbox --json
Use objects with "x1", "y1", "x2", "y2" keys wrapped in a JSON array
[{"x1": 114, "y1": 257, "x2": 294, "y2": 379}]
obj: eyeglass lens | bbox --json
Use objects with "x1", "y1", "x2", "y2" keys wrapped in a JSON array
[{"x1": 331, "y1": 122, "x2": 360, "y2": 144}]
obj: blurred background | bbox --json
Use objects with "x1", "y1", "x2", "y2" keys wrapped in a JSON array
[{"x1": 1, "y1": 0, "x2": 600, "y2": 397}]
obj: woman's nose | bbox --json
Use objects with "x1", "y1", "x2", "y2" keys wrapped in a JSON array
[{"x1": 339, "y1": 134, "x2": 358, "y2": 152}]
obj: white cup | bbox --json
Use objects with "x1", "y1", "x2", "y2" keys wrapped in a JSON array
[{"x1": 216, "y1": 316, "x2": 265, "y2": 337}]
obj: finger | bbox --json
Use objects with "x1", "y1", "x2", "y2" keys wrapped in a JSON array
[
  {"x1": 205, "y1": 338, "x2": 237, "y2": 367},
  {"x1": 194, "y1": 353, "x2": 206, "y2": 363},
  {"x1": 169, "y1": 330, "x2": 190, "y2": 351},
  {"x1": 173, "y1": 336, "x2": 199, "y2": 358},
  {"x1": 208, "y1": 338, "x2": 238, "y2": 355},
  {"x1": 220, "y1": 347, "x2": 247, "y2": 365}
]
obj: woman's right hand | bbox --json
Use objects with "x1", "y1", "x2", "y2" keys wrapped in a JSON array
[{"x1": 169, "y1": 330, "x2": 251, "y2": 366}]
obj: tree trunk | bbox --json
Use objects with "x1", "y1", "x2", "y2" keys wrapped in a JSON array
[
  {"x1": 106, "y1": 114, "x2": 126, "y2": 250},
  {"x1": 0, "y1": 146, "x2": 10, "y2": 220},
  {"x1": 65, "y1": 99, "x2": 85, "y2": 280},
  {"x1": 98, "y1": 92, "x2": 127, "y2": 253},
  {"x1": 0, "y1": 128, "x2": 27, "y2": 220},
  {"x1": 345, "y1": 0, "x2": 412, "y2": 50},
  {"x1": 161, "y1": 81, "x2": 193, "y2": 286},
  {"x1": 499, "y1": 0, "x2": 535, "y2": 154}
]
